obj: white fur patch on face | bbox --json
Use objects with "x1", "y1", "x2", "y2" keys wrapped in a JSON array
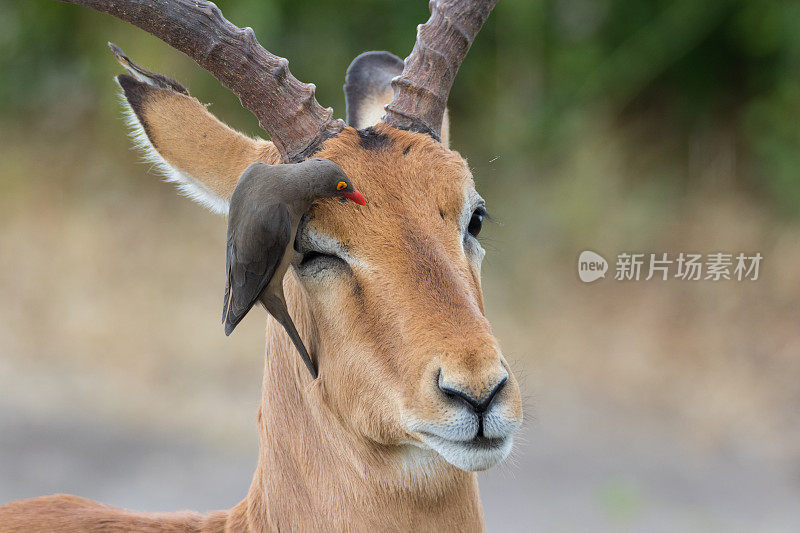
[{"x1": 117, "y1": 86, "x2": 230, "y2": 215}]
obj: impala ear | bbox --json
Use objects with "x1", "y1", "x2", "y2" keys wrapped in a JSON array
[
  {"x1": 112, "y1": 45, "x2": 280, "y2": 215},
  {"x1": 344, "y1": 51, "x2": 450, "y2": 147},
  {"x1": 345, "y1": 51, "x2": 403, "y2": 130}
]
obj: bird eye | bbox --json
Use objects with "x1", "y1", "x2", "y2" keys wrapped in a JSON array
[
  {"x1": 336, "y1": 181, "x2": 347, "y2": 191},
  {"x1": 467, "y1": 209, "x2": 484, "y2": 237}
]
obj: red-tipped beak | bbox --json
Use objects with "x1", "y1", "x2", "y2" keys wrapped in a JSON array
[{"x1": 344, "y1": 190, "x2": 366, "y2": 206}]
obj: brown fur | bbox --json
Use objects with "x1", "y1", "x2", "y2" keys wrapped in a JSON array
[
  {"x1": 123, "y1": 79, "x2": 282, "y2": 197},
  {"x1": 0, "y1": 90, "x2": 521, "y2": 532}
]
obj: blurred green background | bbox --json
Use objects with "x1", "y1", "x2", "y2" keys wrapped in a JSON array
[
  {"x1": 4, "y1": 0, "x2": 800, "y2": 212},
  {"x1": 1, "y1": 1, "x2": 799, "y2": 531}
]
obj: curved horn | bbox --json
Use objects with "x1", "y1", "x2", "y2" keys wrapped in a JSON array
[
  {"x1": 383, "y1": 0, "x2": 498, "y2": 140},
  {"x1": 59, "y1": 0, "x2": 344, "y2": 162}
]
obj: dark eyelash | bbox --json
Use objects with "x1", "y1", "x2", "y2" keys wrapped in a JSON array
[
  {"x1": 300, "y1": 251, "x2": 338, "y2": 267},
  {"x1": 299, "y1": 251, "x2": 352, "y2": 279}
]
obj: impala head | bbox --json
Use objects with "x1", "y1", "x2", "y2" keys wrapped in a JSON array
[
  {"x1": 100, "y1": 0, "x2": 521, "y2": 472},
  {"x1": 299, "y1": 125, "x2": 521, "y2": 471}
]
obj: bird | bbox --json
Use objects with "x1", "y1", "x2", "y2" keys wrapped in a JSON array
[{"x1": 222, "y1": 158, "x2": 366, "y2": 379}]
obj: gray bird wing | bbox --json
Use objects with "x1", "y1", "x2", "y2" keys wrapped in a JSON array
[{"x1": 223, "y1": 202, "x2": 292, "y2": 335}]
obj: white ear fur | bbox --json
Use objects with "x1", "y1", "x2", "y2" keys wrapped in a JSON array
[
  {"x1": 116, "y1": 82, "x2": 230, "y2": 216},
  {"x1": 347, "y1": 90, "x2": 449, "y2": 148},
  {"x1": 354, "y1": 85, "x2": 395, "y2": 131},
  {"x1": 440, "y1": 109, "x2": 450, "y2": 149}
]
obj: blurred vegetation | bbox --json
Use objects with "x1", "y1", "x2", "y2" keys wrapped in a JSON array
[{"x1": 1, "y1": 0, "x2": 799, "y2": 213}]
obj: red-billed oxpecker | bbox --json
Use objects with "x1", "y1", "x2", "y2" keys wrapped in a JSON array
[{"x1": 222, "y1": 159, "x2": 365, "y2": 378}]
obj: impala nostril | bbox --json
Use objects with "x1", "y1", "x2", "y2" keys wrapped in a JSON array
[
  {"x1": 485, "y1": 376, "x2": 507, "y2": 407},
  {"x1": 437, "y1": 371, "x2": 508, "y2": 414}
]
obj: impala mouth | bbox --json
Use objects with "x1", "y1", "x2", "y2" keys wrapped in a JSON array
[
  {"x1": 467, "y1": 435, "x2": 506, "y2": 450},
  {"x1": 416, "y1": 431, "x2": 514, "y2": 472}
]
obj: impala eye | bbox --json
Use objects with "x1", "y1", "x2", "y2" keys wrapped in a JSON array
[{"x1": 467, "y1": 208, "x2": 484, "y2": 237}]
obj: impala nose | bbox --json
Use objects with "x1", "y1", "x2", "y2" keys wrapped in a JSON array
[{"x1": 437, "y1": 370, "x2": 508, "y2": 414}]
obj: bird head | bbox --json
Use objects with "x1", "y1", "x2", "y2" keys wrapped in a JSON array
[{"x1": 307, "y1": 158, "x2": 366, "y2": 206}]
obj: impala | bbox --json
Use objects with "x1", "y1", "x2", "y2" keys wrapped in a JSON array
[{"x1": 0, "y1": 0, "x2": 523, "y2": 530}]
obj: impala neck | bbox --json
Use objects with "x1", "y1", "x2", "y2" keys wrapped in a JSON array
[{"x1": 235, "y1": 274, "x2": 484, "y2": 531}]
